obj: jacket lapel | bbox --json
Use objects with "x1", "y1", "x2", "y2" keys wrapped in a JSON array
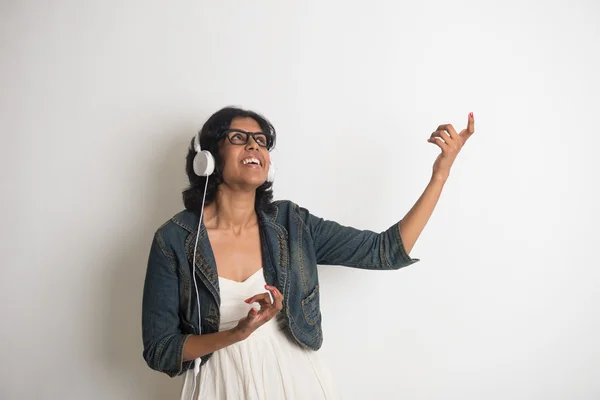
[
  {"x1": 187, "y1": 223, "x2": 221, "y2": 305},
  {"x1": 258, "y1": 210, "x2": 289, "y2": 295},
  {"x1": 173, "y1": 210, "x2": 221, "y2": 306}
]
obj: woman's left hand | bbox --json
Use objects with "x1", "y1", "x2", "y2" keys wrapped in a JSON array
[{"x1": 428, "y1": 112, "x2": 475, "y2": 181}]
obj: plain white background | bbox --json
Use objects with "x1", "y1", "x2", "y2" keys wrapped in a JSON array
[{"x1": 2, "y1": 1, "x2": 599, "y2": 399}]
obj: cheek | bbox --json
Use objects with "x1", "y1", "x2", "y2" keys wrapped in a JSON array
[
  {"x1": 220, "y1": 158, "x2": 237, "y2": 176},
  {"x1": 218, "y1": 147, "x2": 239, "y2": 175}
]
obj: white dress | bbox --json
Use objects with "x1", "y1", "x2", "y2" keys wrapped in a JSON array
[{"x1": 181, "y1": 268, "x2": 340, "y2": 400}]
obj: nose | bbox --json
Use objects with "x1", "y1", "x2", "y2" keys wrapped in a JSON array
[{"x1": 245, "y1": 135, "x2": 260, "y2": 151}]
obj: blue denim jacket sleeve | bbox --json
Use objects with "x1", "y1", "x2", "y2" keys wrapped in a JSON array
[
  {"x1": 298, "y1": 205, "x2": 420, "y2": 269},
  {"x1": 142, "y1": 231, "x2": 192, "y2": 377}
]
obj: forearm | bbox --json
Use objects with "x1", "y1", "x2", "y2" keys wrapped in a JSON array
[
  {"x1": 398, "y1": 175, "x2": 447, "y2": 254},
  {"x1": 182, "y1": 328, "x2": 244, "y2": 361}
]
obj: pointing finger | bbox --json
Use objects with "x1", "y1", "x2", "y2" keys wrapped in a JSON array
[{"x1": 467, "y1": 112, "x2": 475, "y2": 134}]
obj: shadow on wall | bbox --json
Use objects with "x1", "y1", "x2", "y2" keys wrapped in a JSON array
[{"x1": 103, "y1": 130, "x2": 192, "y2": 400}]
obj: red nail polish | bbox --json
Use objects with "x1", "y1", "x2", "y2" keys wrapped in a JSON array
[{"x1": 469, "y1": 112, "x2": 474, "y2": 119}]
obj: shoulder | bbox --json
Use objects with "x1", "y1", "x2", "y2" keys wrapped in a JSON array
[
  {"x1": 270, "y1": 199, "x2": 296, "y2": 215},
  {"x1": 264, "y1": 199, "x2": 303, "y2": 219},
  {"x1": 154, "y1": 209, "x2": 198, "y2": 240},
  {"x1": 262, "y1": 200, "x2": 314, "y2": 227}
]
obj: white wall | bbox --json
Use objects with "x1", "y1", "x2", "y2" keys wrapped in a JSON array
[{"x1": 2, "y1": 1, "x2": 599, "y2": 399}]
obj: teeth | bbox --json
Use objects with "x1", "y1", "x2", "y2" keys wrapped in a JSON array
[{"x1": 242, "y1": 158, "x2": 261, "y2": 166}]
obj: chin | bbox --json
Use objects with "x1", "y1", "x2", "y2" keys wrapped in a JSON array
[
  {"x1": 248, "y1": 178, "x2": 267, "y2": 188},
  {"x1": 242, "y1": 173, "x2": 267, "y2": 187},
  {"x1": 234, "y1": 177, "x2": 267, "y2": 190}
]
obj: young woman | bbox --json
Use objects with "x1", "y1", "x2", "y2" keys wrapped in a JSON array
[{"x1": 142, "y1": 106, "x2": 475, "y2": 399}]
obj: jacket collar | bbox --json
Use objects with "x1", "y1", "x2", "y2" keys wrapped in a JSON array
[
  {"x1": 170, "y1": 205, "x2": 279, "y2": 234},
  {"x1": 170, "y1": 206, "x2": 287, "y2": 304}
]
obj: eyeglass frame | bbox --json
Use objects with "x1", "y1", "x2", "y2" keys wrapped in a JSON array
[{"x1": 219, "y1": 129, "x2": 275, "y2": 150}]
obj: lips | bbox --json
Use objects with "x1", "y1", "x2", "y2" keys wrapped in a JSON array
[{"x1": 241, "y1": 156, "x2": 262, "y2": 167}]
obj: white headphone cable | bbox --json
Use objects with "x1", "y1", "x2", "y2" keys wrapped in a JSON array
[{"x1": 190, "y1": 176, "x2": 209, "y2": 400}]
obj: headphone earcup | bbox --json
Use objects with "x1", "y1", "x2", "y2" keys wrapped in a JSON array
[
  {"x1": 266, "y1": 160, "x2": 275, "y2": 183},
  {"x1": 193, "y1": 150, "x2": 215, "y2": 177}
]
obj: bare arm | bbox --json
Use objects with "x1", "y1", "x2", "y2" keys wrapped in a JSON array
[
  {"x1": 182, "y1": 329, "x2": 243, "y2": 361},
  {"x1": 398, "y1": 175, "x2": 446, "y2": 255},
  {"x1": 399, "y1": 113, "x2": 475, "y2": 254}
]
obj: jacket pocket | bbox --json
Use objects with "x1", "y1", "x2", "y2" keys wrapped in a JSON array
[{"x1": 301, "y1": 284, "x2": 321, "y2": 326}]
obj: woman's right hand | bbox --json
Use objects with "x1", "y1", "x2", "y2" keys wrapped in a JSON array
[{"x1": 234, "y1": 284, "x2": 283, "y2": 340}]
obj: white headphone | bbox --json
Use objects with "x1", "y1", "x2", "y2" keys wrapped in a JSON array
[{"x1": 193, "y1": 133, "x2": 275, "y2": 182}]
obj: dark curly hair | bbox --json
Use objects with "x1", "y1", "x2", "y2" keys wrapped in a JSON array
[{"x1": 182, "y1": 106, "x2": 277, "y2": 214}]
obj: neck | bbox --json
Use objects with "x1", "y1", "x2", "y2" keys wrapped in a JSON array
[{"x1": 204, "y1": 184, "x2": 258, "y2": 230}]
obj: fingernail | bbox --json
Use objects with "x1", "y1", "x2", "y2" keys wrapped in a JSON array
[{"x1": 469, "y1": 112, "x2": 474, "y2": 119}]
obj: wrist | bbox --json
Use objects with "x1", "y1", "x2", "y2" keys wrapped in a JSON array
[
  {"x1": 230, "y1": 326, "x2": 248, "y2": 342},
  {"x1": 431, "y1": 172, "x2": 449, "y2": 184}
]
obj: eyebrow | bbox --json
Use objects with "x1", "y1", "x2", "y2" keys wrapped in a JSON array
[{"x1": 225, "y1": 129, "x2": 266, "y2": 135}]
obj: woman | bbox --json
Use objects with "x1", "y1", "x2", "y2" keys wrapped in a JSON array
[{"x1": 142, "y1": 106, "x2": 475, "y2": 399}]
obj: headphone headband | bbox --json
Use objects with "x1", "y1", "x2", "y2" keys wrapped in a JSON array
[{"x1": 194, "y1": 133, "x2": 201, "y2": 152}]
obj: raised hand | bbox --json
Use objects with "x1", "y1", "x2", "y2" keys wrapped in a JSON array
[
  {"x1": 427, "y1": 112, "x2": 475, "y2": 181},
  {"x1": 233, "y1": 284, "x2": 283, "y2": 339}
]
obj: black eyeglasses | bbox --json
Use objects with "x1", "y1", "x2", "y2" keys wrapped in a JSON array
[{"x1": 221, "y1": 129, "x2": 273, "y2": 149}]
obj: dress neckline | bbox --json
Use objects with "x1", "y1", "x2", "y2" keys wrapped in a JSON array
[{"x1": 218, "y1": 268, "x2": 263, "y2": 284}]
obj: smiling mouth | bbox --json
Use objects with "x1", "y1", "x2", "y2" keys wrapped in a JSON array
[{"x1": 241, "y1": 157, "x2": 262, "y2": 167}]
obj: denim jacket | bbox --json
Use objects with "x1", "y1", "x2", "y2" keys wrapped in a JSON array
[{"x1": 142, "y1": 200, "x2": 419, "y2": 377}]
